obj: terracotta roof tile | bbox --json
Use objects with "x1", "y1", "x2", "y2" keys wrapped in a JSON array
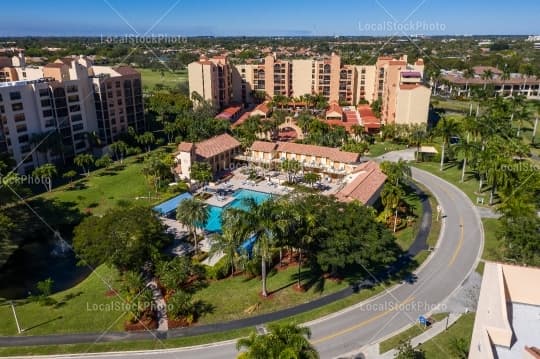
[
  {"x1": 336, "y1": 161, "x2": 387, "y2": 204},
  {"x1": 194, "y1": 133, "x2": 240, "y2": 159},
  {"x1": 178, "y1": 142, "x2": 194, "y2": 152},
  {"x1": 251, "y1": 141, "x2": 278, "y2": 152},
  {"x1": 275, "y1": 142, "x2": 360, "y2": 164}
]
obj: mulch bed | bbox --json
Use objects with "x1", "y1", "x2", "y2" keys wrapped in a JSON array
[{"x1": 124, "y1": 318, "x2": 158, "y2": 331}]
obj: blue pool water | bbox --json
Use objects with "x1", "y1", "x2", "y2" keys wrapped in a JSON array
[{"x1": 205, "y1": 189, "x2": 271, "y2": 232}]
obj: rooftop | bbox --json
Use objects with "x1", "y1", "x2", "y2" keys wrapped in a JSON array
[
  {"x1": 178, "y1": 133, "x2": 241, "y2": 159},
  {"x1": 335, "y1": 161, "x2": 387, "y2": 205}
]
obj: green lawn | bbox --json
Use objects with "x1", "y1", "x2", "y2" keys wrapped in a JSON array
[
  {"x1": 194, "y1": 265, "x2": 348, "y2": 324},
  {"x1": 413, "y1": 161, "x2": 486, "y2": 207},
  {"x1": 0, "y1": 265, "x2": 126, "y2": 336},
  {"x1": 379, "y1": 313, "x2": 449, "y2": 353},
  {"x1": 0, "y1": 280, "x2": 395, "y2": 356},
  {"x1": 394, "y1": 185, "x2": 425, "y2": 252},
  {"x1": 39, "y1": 158, "x2": 168, "y2": 217},
  {"x1": 137, "y1": 68, "x2": 187, "y2": 91},
  {"x1": 431, "y1": 97, "x2": 478, "y2": 114},
  {"x1": 368, "y1": 142, "x2": 408, "y2": 157},
  {"x1": 419, "y1": 313, "x2": 475, "y2": 358}
]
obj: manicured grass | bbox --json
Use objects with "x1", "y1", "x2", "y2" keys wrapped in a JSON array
[
  {"x1": 368, "y1": 142, "x2": 408, "y2": 157},
  {"x1": 419, "y1": 313, "x2": 475, "y2": 358},
  {"x1": 394, "y1": 185, "x2": 424, "y2": 252},
  {"x1": 194, "y1": 265, "x2": 348, "y2": 324},
  {"x1": 481, "y1": 218, "x2": 501, "y2": 262},
  {"x1": 379, "y1": 313, "x2": 449, "y2": 353},
  {"x1": 0, "y1": 265, "x2": 126, "y2": 336},
  {"x1": 414, "y1": 161, "x2": 486, "y2": 206},
  {"x1": 0, "y1": 282, "x2": 395, "y2": 356},
  {"x1": 137, "y1": 68, "x2": 187, "y2": 91},
  {"x1": 431, "y1": 98, "x2": 478, "y2": 114},
  {"x1": 39, "y1": 158, "x2": 167, "y2": 216}
]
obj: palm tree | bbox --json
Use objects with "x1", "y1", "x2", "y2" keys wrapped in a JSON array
[
  {"x1": 381, "y1": 183, "x2": 404, "y2": 233},
  {"x1": 350, "y1": 124, "x2": 365, "y2": 142},
  {"x1": 74, "y1": 153, "x2": 94, "y2": 176},
  {"x1": 236, "y1": 323, "x2": 319, "y2": 359},
  {"x1": 515, "y1": 106, "x2": 532, "y2": 138},
  {"x1": 32, "y1": 163, "x2": 57, "y2": 192},
  {"x1": 436, "y1": 117, "x2": 460, "y2": 171},
  {"x1": 454, "y1": 135, "x2": 479, "y2": 183},
  {"x1": 240, "y1": 198, "x2": 285, "y2": 297},
  {"x1": 211, "y1": 208, "x2": 246, "y2": 276},
  {"x1": 481, "y1": 69, "x2": 494, "y2": 90},
  {"x1": 176, "y1": 198, "x2": 209, "y2": 254},
  {"x1": 463, "y1": 67, "x2": 475, "y2": 98},
  {"x1": 109, "y1": 140, "x2": 128, "y2": 164},
  {"x1": 409, "y1": 124, "x2": 427, "y2": 161}
]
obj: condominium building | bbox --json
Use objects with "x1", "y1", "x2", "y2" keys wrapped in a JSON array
[
  {"x1": 188, "y1": 55, "x2": 232, "y2": 109},
  {"x1": 0, "y1": 52, "x2": 144, "y2": 174},
  {"x1": 190, "y1": 53, "x2": 431, "y2": 125}
]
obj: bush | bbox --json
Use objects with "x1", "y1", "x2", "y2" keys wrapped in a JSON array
[
  {"x1": 206, "y1": 256, "x2": 231, "y2": 280},
  {"x1": 168, "y1": 182, "x2": 190, "y2": 194},
  {"x1": 192, "y1": 252, "x2": 208, "y2": 263}
]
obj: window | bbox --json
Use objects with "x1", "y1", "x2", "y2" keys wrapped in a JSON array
[
  {"x1": 72, "y1": 123, "x2": 84, "y2": 132},
  {"x1": 14, "y1": 113, "x2": 25, "y2": 122},
  {"x1": 66, "y1": 85, "x2": 78, "y2": 93},
  {"x1": 115, "y1": 81, "x2": 120, "y2": 88},
  {"x1": 10, "y1": 92, "x2": 21, "y2": 101},
  {"x1": 45, "y1": 119, "x2": 55, "y2": 128},
  {"x1": 0, "y1": 105, "x2": 4, "y2": 114},
  {"x1": 16, "y1": 124, "x2": 27, "y2": 133},
  {"x1": 69, "y1": 104, "x2": 81, "y2": 112},
  {"x1": 68, "y1": 95, "x2": 80, "y2": 103},
  {"x1": 22, "y1": 72, "x2": 27, "y2": 78},
  {"x1": 11, "y1": 103, "x2": 23, "y2": 111},
  {"x1": 41, "y1": 99, "x2": 51, "y2": 107},
  {"x1": 43, "y1": 109, "x2": 53, "y2": 118},
  {"x1": 71, "y1": 114, "x2": 83, "y2": 122},
  {"x1": 39, "y1": 89, "x2": 49, "y2": 97},
  {"x1": 18, "y1": 134, "x2": 29, "y2": 143},
  {"x1": 75, "y1": 141, "x2": 86, "y2": 150}
]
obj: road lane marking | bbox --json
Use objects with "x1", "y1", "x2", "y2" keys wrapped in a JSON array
[
  {"x1": 448, "y1": 218, "x2": 464, "y2": 267},
  {"x1": 310, "y1": 296, "x2": 415, "y2": 344}
]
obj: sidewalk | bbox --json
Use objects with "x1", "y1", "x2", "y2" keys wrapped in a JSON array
[{"x1": 344, "y1": 312, "x2": 462, "y2": 359}]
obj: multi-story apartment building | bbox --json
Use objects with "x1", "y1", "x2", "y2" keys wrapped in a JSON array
[
  {"x1": 0, "y1": 52, "x2": 144, "y2": 174},
  {"x1": 190, "y1": 53, "x2": 431, "y2": 125},
  {"x1": 188, "y1": 55, "x2": 232, "y2": 109}
]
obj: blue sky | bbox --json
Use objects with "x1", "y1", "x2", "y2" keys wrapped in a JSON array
[{"x1": 1, "y1": 0, "x2": 539, "y2": 36}]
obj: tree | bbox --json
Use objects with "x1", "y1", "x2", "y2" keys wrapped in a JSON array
[
  {"x1": 176, "y1": 198, "x2": 209, "y2": 255},
  {"x1": 62, "y1": 170, "x2": 78, "y2": 184},
  {"x1": 109, "y1": 141, "x2": 128, "y2": 164},
  {"x1": 281, "y1": 159, "x2": 302, "y2": 183},
  {"x1": 95, "y1": 154, "x2": 113, "y2": 169},
  {"x1": 74, "y1": 153, "x2": 94, "y2": 176},
  {"x1": 141, "y1": 153, "x2": 172, "y2": 193},
  {"x1": 32, "y1": 163, "x2": 57, "y2": 192},
  {"x1": 395, "y1": 341, "x2": 425, "y2": 359},
  {"x1": 190, "y1": 161, "x2": 213, "y2": 184},
  {"x1": 454, "y1": 138, "x2": 479, "y2": 183},
  {"x1": 303, "y1": 172, "x2": 321, "y2": 188},
  {"x1": 236, "y1": 323, "x2": 319, "y2": 359},
  {"x1": 36, "y1": 278, "x2": 54, "y2": 297},
  {"x1": 436, "y1": 117, "x2": 460, "y2": 171},
  {"x1": 481, "y1": 69, "x2": 494, "y2": 90},
  {"x1": 381, "y1": 183, "x2": 405, "y2": 232},
  {"x1": 73, "y1": 206, "x2": 169, "y2": 272},
  {"x1": 498, "y1": 215, "x2": 540, "y2": 266},
  {"x1": 449, "y1": 337, "x2": 469, "y2": 359},
  {"x1": 210, "y1": 208, "x2": 246, "y2": 276},
  {"x1": 137, "y1": 132, "x2": 156, "y2": 153}
]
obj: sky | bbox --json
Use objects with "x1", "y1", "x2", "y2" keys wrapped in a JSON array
[{"x1": 0, "y1": 0, "x2": 539, "y2": 37}]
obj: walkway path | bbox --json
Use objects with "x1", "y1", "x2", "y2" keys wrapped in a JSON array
[{"x1": 147, "y1": 279, "x2": 168, "y2": 333}]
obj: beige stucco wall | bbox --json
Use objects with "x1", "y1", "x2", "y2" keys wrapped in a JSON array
[
  {"x1": 395, "y1": 86, "x2": 431, "y2": 125},
  {"x1": 292, "y1": 59, "x2": 313, "y2": 98}
]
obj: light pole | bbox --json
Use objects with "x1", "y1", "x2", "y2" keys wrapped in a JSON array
[{"x1": 10, "y1": 301, "x2": 23, "y2": 334}]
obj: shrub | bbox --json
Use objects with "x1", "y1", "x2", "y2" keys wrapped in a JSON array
[{"x1": 206, "y1": 256, "x2": 231, "y2": 280}]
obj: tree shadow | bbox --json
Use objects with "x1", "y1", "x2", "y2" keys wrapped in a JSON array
[
  {"x1": 22, "y1": 316, "x2": 63, "y2": 333},
  {"x1": 290, "y1": 268, "x2": 326, "y2": 294}
]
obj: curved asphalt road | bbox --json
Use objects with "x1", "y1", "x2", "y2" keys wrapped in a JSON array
[{"x1": 6, "y1": 168, "x2": 483, "y2": 359}]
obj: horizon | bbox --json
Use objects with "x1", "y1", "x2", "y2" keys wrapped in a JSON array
[{"x1": 0, "y1": 0, "x2": 539, "y2": 37}]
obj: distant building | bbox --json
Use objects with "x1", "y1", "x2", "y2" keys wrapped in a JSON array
[
  {"x1": 0, "y1": 52, "x2": 144, "y2": 174},
  {"x1": 174, "y1": 133, "x2": 242, "y2": 180},
  {"x1": 469, "y1": 262, "x2": 540, "y2": 359},
  {"x1": 189, "y1": 53, "x2": 431, "y2": 125}
]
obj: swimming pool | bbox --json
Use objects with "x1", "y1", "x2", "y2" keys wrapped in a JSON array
[{"x1": 204, "y1": 189, "x2": 272, "y2": 232}]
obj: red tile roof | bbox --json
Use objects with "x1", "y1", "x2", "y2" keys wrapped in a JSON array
[
  {"x1": 275, "y1": 142, "x2": 360, "y2": 164},
  {"x1": 251, "y1": 141, "x2": 278, "y2": 152},
  {"x1": 216, "y1": 106, "x2": 242, "y2": 120},
  {"x1": 399, "y1": 84, "x2": 424, "y2": 90},
  {"x1": 335, "y1": 161, "x2": 387, "y2": 204},
  {"x1": 178, "y1": 142, "x2": 194, "y2": 152},
  {"x1": 232, "y1": 112, "x2": 252, "y2": 128},
  {"x1": 357, "y1": 104, "x2": 380, "y2": 129},
  {"x1": 193, "y1": 133, "x2": 241, "y2": 159},
  {"x1": 253, "y1": 102, "x2": 270, "y2": 115},
  {"x1": 326, "y1": 102, "x2": 343, "y2": 117},
  {"x1": 113, "y1": 66, "x2": 140, "y2": 76}
]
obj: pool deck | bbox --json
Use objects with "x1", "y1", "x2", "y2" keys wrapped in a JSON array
[{"x1": 205, "y1": 177, "x2": 291, "y2": 207}]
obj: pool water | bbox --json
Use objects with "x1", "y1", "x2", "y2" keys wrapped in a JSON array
[{"x1": 205, "y1": 189, "x2": 271, "y2": 232}]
